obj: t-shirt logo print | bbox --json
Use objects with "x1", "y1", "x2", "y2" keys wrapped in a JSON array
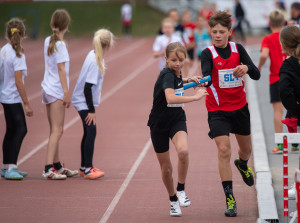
[{"x1": 178, "y1": 81, "x2": 182, "y2": 86}]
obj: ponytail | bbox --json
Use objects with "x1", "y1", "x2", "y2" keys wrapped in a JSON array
[
  {"x1": 47, "y1": 9, "x2": 71, "y2": 56},
  {"x1": 47, "y1": 29, "x2": 60, "y2": 56},
  {"x1": 6, "y1": 18, "x2": 25, "y2": 58},
  {"x1": 93, "y1": 29, "x2": 114, "y2": 74}
]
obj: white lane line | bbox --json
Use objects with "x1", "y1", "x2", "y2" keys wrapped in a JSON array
[
  {"x1": 18, "y1": 57, "x2": 156, "y2": 166},
  {"x1": 0, "y1": 39, "x2": 147, "y2": 116},
  {"x1": 99, "y1": 138, "x2": 152, "y2": 223}
]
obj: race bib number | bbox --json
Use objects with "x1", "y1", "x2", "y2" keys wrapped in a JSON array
[
  {"x1": 167, "y1": 87, "x2": 184, "y2": 107},
  {"x1": 218, "y1": 68, "x2": 243, "y2": 88}
]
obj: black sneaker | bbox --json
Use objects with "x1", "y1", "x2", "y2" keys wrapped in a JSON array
[
  {"x1": 225, "y1": 194, "x2": 237, "y2": 217},
  {"x1": 234, "y1": 158, "x2": 254, "y2": 186}
]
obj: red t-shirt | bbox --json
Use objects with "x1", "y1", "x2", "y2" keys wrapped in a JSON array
[
  {"x1": 206, "y1": 42, "x2": 247, "y2": 112},
  {"x1": 261, "y1": 32, "x2": 287, "y2": 85},
  {"x1": 183, "y1": 22, "x2": 196, "y2": 43}
]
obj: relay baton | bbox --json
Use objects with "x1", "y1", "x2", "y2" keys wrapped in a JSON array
[{"x1": 183, "y1": 75, "x2": 211, "y2": 90}]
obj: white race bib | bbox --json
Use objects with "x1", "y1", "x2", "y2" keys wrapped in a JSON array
[
  {"x1": 218, "y1": 68, "x2": 243, "y2": 88},
  {"x1": 167, "y1": 87, "x2": 184, "y2": 107}
]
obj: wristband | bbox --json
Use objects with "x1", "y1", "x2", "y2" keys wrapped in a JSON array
[{"x1": 23, "y1": 100, "x2": 29, "y2": 105}]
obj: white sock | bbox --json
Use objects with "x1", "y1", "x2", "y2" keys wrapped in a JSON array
[
  {"x1": 85, "y1": 167, "x2": 92, "y2": 174},
  {"x1": 8, "y1": 164, "x2": 17, "y2": 172},
  {"x1": 2, "y1": 164, "x2": 8, "y2": 170}
]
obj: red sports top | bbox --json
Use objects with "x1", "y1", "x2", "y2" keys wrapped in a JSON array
[
  {"x1": 183, "y1": 22, "x2": 196, "y2": 43},
  {"x1": 261, "y1": 32, "x2": 287, "y2": 85},
  {"x1": 206, "y1": 42, "x2": 247, "y2": 112}
]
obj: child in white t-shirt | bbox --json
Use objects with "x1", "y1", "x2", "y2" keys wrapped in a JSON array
[
  {"x1": 72, "y1": 29, "x2": 114, "y2": 180},
  {"x1": 153, "y1": 18, "x2": 186, "y2": 71},
  {"x1": 41, "y1": 9, "x2": 78, "y2": 180},
  {"x1": 0, "y1": 18, "x2": 33, "y2": 180}
]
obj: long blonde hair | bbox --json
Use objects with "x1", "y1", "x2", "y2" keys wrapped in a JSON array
[
  {"x1": 93, "y1": 29, "x2": 114, "y2": 74},
  {"x1": 6, "y1": 18, "x2": 25, "y2": 58},
  {"x1": 47, "y1": 9, "x2": 71, "y2": 56}
]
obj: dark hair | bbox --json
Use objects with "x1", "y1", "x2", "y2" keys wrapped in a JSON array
[
  {"x1": 291, "y1": 2, "x2": 300, "y2": 11},
  {"x1": 280, "y1": 25, "x2": 300, "y2": 63},
  {"x1": 47, "y1": 9, "x2": 71, "y2": 56},
  {"x1": 208, "y1": 11, "x2": 232, "y2": 30},
  {"x1": 6, "y1": 18, "x2": 25, "y2": 58},
  {"x1": 165, "y1": 42, "x2": 187, "y2": 68}
]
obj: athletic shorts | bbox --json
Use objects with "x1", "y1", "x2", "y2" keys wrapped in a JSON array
[
  {"x1": 42, "y1": 89, "x2": 58, "y2": 104},
  {"x1": 187, "y1": 49, "x2": 194, "y2": 60},
  {"x1": 207, "y1": 104, "x2": 251, "y2": 139},
  {"x1": 270, "y1": 81, "x2": 281, "y2": 103},
  {"x1": 150, "y1": 121, "x2": 187, "y2": 153}
]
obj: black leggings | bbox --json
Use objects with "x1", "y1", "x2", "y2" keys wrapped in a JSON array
[
  {"x1": 2, "y1": 103, "x2": 27, "y2": 164},
  {"x1": 79, "y1": 110, "x2": 97, "y2": 167}
]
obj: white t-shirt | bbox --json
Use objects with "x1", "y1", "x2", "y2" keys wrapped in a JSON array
[
  {"x1": 0, "y1": 43, "x2": 27, "y2": 104},
  {"x1": 41, "y1": 36, "x2": 70, "y2": 100},
  {"x1": 72, "y1": 50, "x2": 104, "y2": 111},
  {"x1": 121, "y1": 3, "x2": 132, "y2": 22},
  {"x1": 153, "y1": 34, "x2": 185, "y2": 71}
]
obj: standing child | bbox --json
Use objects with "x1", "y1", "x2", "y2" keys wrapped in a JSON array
[
  {"x1": 41, "y1": 9, "x2": 78, "y2": 180},
  {"x1": 200, "y1": 11, "x2": 260, "y2": 217},
  {"x1": 153, "y1": 18, "x2": 185, "y2": 71},
  {"x1": 181, "y1": 9, "x2": 196, "y2": 77},
  {"x1": 194, "y1": 14, "x2": 211, "y2": 74},
  {"x1": 257, "y1": 10, "x2": 294, "y2": 153},
  {"x1": 148, "y1": 42, "x2": 208, "y2": 217},
  {"x1": 0, "y1": 18, "x2": 33, "y2": 180},
  {"x1": 279, "y1": 25, "x2": 300, "y2": 199},
  {"x1": 72, "y1": 29, "x2": 114, "y2": 179}
]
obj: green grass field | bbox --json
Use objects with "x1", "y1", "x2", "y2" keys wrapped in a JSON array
[{"x1": 0, "y1": 1, "x2": 165, "y2": 38}]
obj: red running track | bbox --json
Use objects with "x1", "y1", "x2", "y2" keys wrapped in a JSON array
[{"x1": 0, "y1": 37, "x2": 258, "y2": 223}]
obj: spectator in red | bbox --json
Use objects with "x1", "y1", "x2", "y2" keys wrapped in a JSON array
[{"x1": 198, "y1": 1, "x2": 214, "y2": 21}]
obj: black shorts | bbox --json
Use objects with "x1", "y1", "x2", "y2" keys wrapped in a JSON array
[
  {"x1": 150, "y1": 121, "x2": 187, "y2": 153},
  {"x1": 207, "y1": 104, "x2": 251, "y2": 139},
  {"x1": 187, "y1": 49, "x2": 194, "y2": 60},
  {"x1": 270, "y1": 81, "x2": 281, "y2": 103}
]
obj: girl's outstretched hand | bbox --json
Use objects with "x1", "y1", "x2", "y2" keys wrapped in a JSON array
[
  {"x1": 85, "y1": 113, "x2": 96, "y2": 126},
  {"x1": 194, "y1": 88, "x2": 209, "y2": 101}
]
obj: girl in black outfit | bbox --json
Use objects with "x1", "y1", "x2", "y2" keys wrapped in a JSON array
[
  {"x1": 279, "y1": 25, "x2": 300, "y2": 130},
  {"x1": 147, "y1": 42, "x2": 208, "y2": 217}
]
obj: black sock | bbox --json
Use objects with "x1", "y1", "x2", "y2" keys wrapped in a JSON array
[
  {"x1": 238, "y1": 158, "x2": 248, "y2": 171},
  {"x1": 169, "y1": 194, "x2": 178, "y2": 202},
  {"x1": 222, "y1": 181, "x2": 234, "y2": 200},
  {"x1": 177, "y1": 182, "x2": 185, "y2": 191},
  {"x1": 45, "y1": 164, "x2": 53, "y2": 173},
  {"x1": 53, "y1": 162, "x2": 62, "y2": 170}
]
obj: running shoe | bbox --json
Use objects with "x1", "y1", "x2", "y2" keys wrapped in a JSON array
[
  {"x1": 176, "y1": 191, "x2": 191, "y2": 207},
  {"x1": 225, "y1": 194, "x2": 237, "y2": 217},
  {"x1": 288, "y1": 183, "x2": 296, "y2": 200},
  {"x1": 234, "y1": 158, "x2": 254, "y2": 186},
  {"x1": 291, "y1": 145, "x2": 299, "y2": 153},
  {"x1": 1, "y1": 168, "x2": 6, "y2": 177},
  {"x1": 57, "y1": 166, "x2": 78, "y2": 177},
  {"x1": 272, "y1": 144, "x2": 283, "y2": 154},
  {"x1": 84, "y1": 167, "x2": 105, "y2": 180},
  {"x1": 5, "y1": 168, "x2": 23, "y2": 180},
  {"x1": 170, "y1": 201, "x2": 182, "y2": 217},
  {"x1": 42, "y1": 167, "x2": 67, "y2": 180},
  {"x1": 79, "y1": 168, "x2": 85, "y2": 177}
]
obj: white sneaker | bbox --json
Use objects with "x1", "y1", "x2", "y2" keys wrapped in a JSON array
[
  {"x1": 288, "y1": 183, "x2": 296, "y2": 200},
  {"x1": 42, "y1": 167, "x2": 67, "y2": 180},
  {"x1": 57, "y1": 167, "x2": 78, "y2": 177},
  {"x1": 170, "y1": 201, "x2": 182, "y2": 217},
  {"x1": 177, "y1": 191, "x2": 191, "y2": 207}
]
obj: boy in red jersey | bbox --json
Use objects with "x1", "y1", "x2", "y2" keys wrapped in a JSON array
[
  {"x1": 200, "y1": 11, "x2": 260, "y2": 217},
  {"x1": 181, "y1": 9, "x2": 196, "y2": 77},
  {"x1": 258, "y1": 10, "x2": 298, "y2": 154}
]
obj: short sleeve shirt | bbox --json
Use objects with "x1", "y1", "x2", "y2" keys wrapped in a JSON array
[
  {"x1": 0, "y1": 43, "x2": 27, "y2": 104},
  {"x1": 261, "y1": 32, "x2": 287, "y2": 85},
  {"x1": 72, "y1": 50, "x2": 104, "y2": 111},
  {"x1": 41, "y1": 36, "x2": 70, "y2": 100},
  {"x1": 147, "y1": 68, "x2": 186, "y2": 132}
]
